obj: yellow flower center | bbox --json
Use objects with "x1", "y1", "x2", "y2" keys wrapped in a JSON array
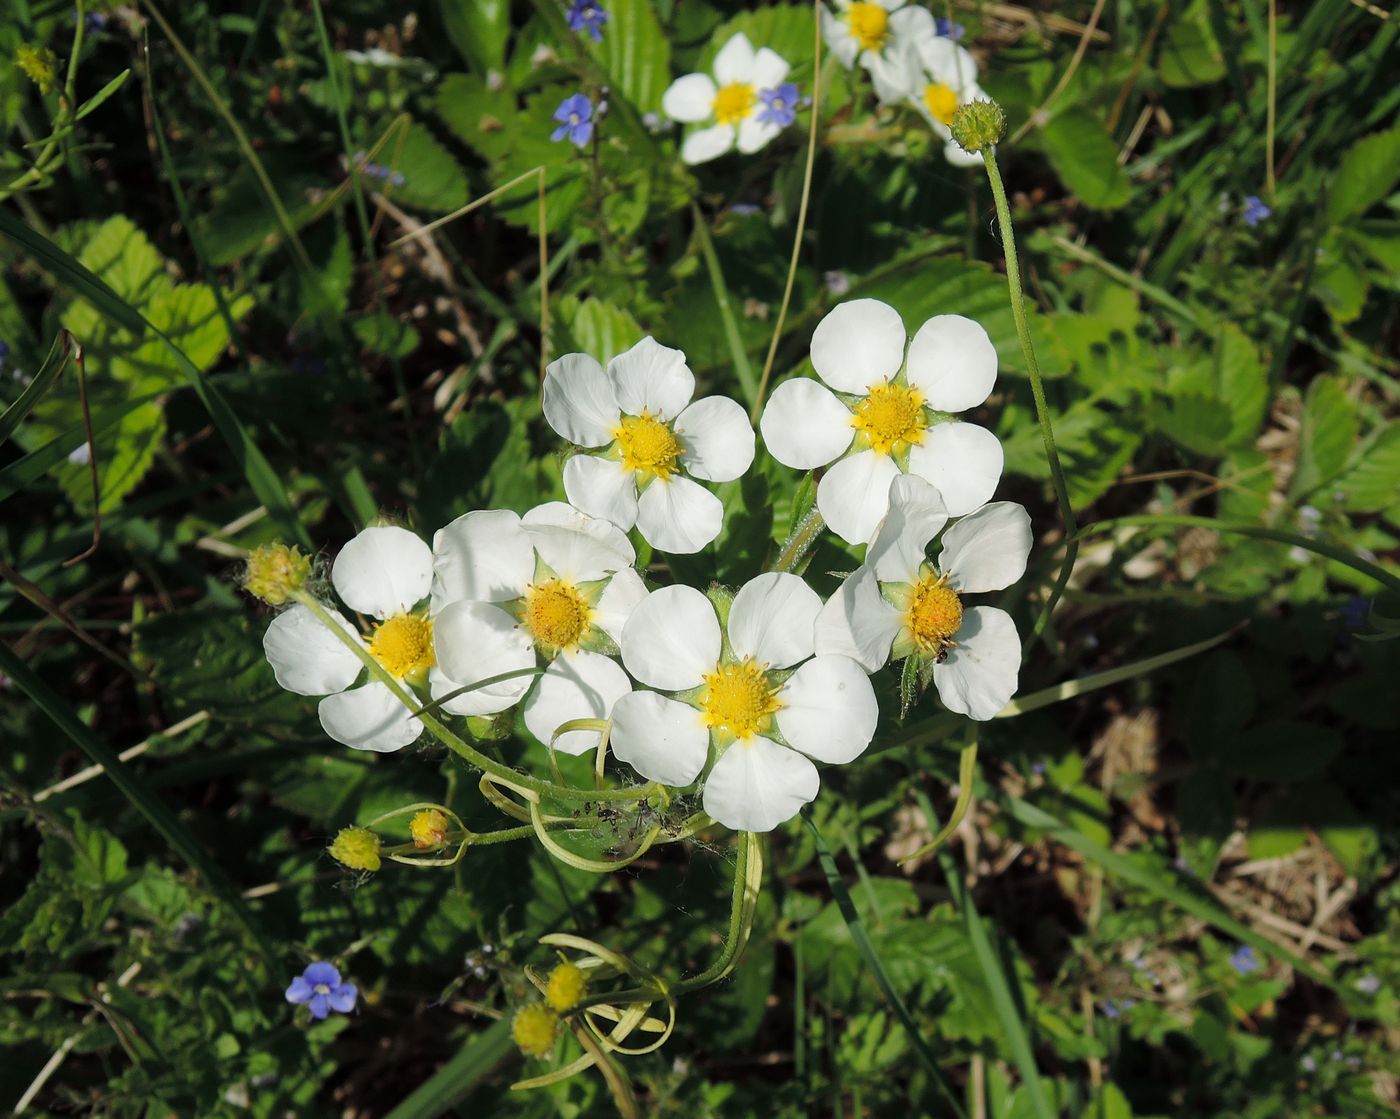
[
  {"x1": 328, "y1": 826, "x2": 382, "y2": 872},
  {"x1": 367, "y1": 613, "x2": 435, "y2": 679},
  {"x1": 848, "y1": 2, "x2": 890, "y2": 52},
  {"x1": 512, "y1": 1005, "x2": 560, "y2": 1058},
  {"x1": 905, "y1": 572, "x2": 963, "y2": 654},
  {"x1": 613, "y1": 412, "x2": 682, "y2": 479},
  {"x1": 545, "y1": 962, "x2": 589, "y2": 1012},
  {"x1": 521, "y1": 579, "x2": 592, "y2": 651},
  {"x1": 700, "y1": 658, "x2": 782, "y2": 740},
  {"x1": 923, "y1": 82, "x2": 959, "y2": 126},
  {"x1": 713, "y1": 81, "x2": 756, "y2": 126},
  {"x1": 851, "y1": 382, "x2": 927, "y2": 455}
]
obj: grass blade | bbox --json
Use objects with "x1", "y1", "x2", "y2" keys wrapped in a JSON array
[
  {"x1": 0, "y1": 642, "x2": 281, "y2": 978},
  {"x1": 0, "y1": 331, "x2": 73, "y2": 447},
  {"x1": 381, "y1": 1019, "x2": 515, "y2": 1119},
  {"x1": 691, "y1": 204, "x2": 757, "y2": 407}
]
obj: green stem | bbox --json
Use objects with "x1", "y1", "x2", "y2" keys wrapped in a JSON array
[
  {"x1": 771, "y1": 506, "x2": 826, "y2": 574},
  {"x1": 981, "y1": 148, "x2": 1079, "y2": 638},
  {"x1": 673, "y1": 830, "x2": 763, "y2": 994}
]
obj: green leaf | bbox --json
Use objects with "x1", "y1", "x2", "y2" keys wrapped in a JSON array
[
  {"x1": 556, "y1": 295, "x2": 643, "y2": 363},
  {"x1": 75, "y1": 67, "x2": 131, "y2": 120},
  {"x1": 1040, "y1": 109, "x2": 1131, "y2": 211},
  {"x1": 438, "y1": 0, "x2": 510, "y2": 74},
  {"x1": 381, "y1": 1018, "x2": 514, "y2": 1119},
  {"x1": 1157, "y1": 4, "x2": 1226, "y2": 88},
  {"x1": 1214, "y1": 323, "x2": 1268, "y2": 445},
  {"x1": 0, "y1": 331, "x2": 72, "y2": 447},
  {"x1": 1334, "y1": 424, "x2": 1400, "y2": 512},
  {"x1": 377, "y1": 120, "x2": 470, "y2": 213},
  {"x1": 1291, "y1": 375, "x2": 1358, "y2": 498},
  {"x1": 1325, "y1": 126, "x2": 1400, "y2": 224},
  {"x1": 586, "y1": 0, "x2": 671, "y2": 113},
  {"x1": 57, "y1": 399, "x2": 165, "y2": 513},
  {"x1": 1222, "y1": 720, "x2": 1343, "y2": 781}
]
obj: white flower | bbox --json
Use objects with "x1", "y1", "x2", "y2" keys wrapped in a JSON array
[
  {"x1": 609, "y1": 573, "x2": 878, "y2": 832},
  {"x1": 821, "y1": 0, "x2": 936, "y2": 104},
  {"x1": 662, "y1": 32, "x2": 791, "y2": 164},
  {"x1": 896, "y1": 34, "x2": 988, "y2": 166},
  {"x1": 263, "y1": 525, "x2": 455, "y2": 753},
  {"x1": 760, "y1": 297, "x2": 1003, "y2": 544},
  {"x1": 815, "y1": 475, "x2": 1031, "y2": 720},
  {"x1": 430, "y1": 503, "x2": 645, "y2": 755},
  {"x1": 543, "y1": 336, "x2": 755, "y2": 553}
]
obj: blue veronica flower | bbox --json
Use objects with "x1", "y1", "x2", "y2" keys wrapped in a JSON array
[
  {"x1": 285, "y1": 962, "x2": 358, "y2": 1020},
  {"x1": 1229, "y1": 945, "x2": 1260, "y2": 975},
  {"x1": 552, "y1": 93, "x2": 594, "y2": 148},
  {"x1": 1242, "y1": 195, "x2": 1271, "y2": 227},
  {"x1": 934, "y1": 17, "x2": 966, "y2": 40},
  {"x1": 566, "y1": 0, "x2": 608, "y2": 42},
  {"x1": 757, "y1": 83, "x2": 799, "y2": 128}
]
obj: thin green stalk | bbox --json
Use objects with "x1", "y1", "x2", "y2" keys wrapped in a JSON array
[
  {"x1": 981, "y1": 147, "x2": 1078, "y2": 639},
  {"x1": 673, "y1": 830, "x2": 762, "y2": 994},
  {"x1": 771, "y1": 506, "x2": 826, "y2": 574},
  {"x1": 691, "y1": 203, "x2": 757, "y2": 407}
]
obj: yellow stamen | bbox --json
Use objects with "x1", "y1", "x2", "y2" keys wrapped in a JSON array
[
  {"x1": 545, "y1": 962, "x2": 588, "y2": 1012},
  {"x1": 409, "y1": 809, "x2": 450, "y2": 849},
  {"x1": 700, "y1": 658, "x2": 782, "y2": 740},
  {"x1": 613, "y1": 412, "x2": 682, "y2": 479},
  {"x1": 512, "y1": 1005, "x2": 560, "y2": 1058},
  {"x1": 328, "y1": 826, "x2": 381, "y2": 872},
  {"x1": 847, "y1": 2, "x2": 890, "y2": 52},
  {"x1": 851, "y1": 382, "x2": 927, "y2": 456},
  {"x1": 713, "y1": 81, "x2": 756, "y2": 126},
  {"x1": 905, "y1": 572, "x2": 963, "y2": 654},
  {"x1": 923, "y1": 82, "x2": 959, "y2": 126},
  {"x1": 367, "y1": 613, "x2": 435, "y2": 680},
  {"x1": 521, "y1": 579, "x2": 592, "y2": 652}
]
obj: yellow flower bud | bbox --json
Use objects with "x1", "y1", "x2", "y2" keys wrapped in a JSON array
[
  {"x1": 409, "y1": 808, "x2": 450, "y2": 849},
  {"x1": 329, "y1": 826, "x2": 381, "y2": 872},
  {"x1": 544, "y1": 961, "x2": 588, "y2": 1012},
  {"x1": 17, "y1": 45, "x2": 59, "y2": 95},
  {"x1": 243, "y1": 543, "x2": 312, "y2": 606},
  {"x1": 512, "y1": 1004, "x2": 560, "y2": 1058},
  {"x1": 950, "y1": 99, "x2": 1007, "y2": 156}
]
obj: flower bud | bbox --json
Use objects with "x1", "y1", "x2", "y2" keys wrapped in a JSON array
[
  {"x1": 409, "y1": 808, "x2": 450, "y2": 849},
  {"x1": 17, "y1": 45, "x2": 59, "y2": 95},
  {"x1": 329, "y1": 826, "x2": 381, "y2": 872},
  {"x1": 544, "y1": 961, "x2": 588, "y2": 1012},
  {"x1": 512, "y1": 1004, "x2": 560, "y2": 1057},
  {"x1": 243, "y1": 543, "x2": 312, "y2": 606},
  {"x1": 950, "y1": 99, "x2": 1006, "y2": 155}
]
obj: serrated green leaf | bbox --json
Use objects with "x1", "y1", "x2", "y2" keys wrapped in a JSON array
[
  {"x1": 556, "y1": 295, "x2": 643, "y2": 362},
  {"x1": 1335, "y1": 425, "x2": 1400, "y2": 512},
  {"x1": 586, "y1": 0, "x2": 671, "y2": 112},
  {"x1": 376, "y1": 120, "x2": 470, "y2": 213},
  {"x1": 1291, "y1": 375, "x2": 1357, "y2": 498},
  {"x1": 1326, "y1": 126, "x2": 1400, "y2": 224},
  {"x1": 1040, "y1": 109, "x2": 1130, "y2": 211},
  {"x1": 439, "y1": 0, "x2": 510, "y2": 74}
]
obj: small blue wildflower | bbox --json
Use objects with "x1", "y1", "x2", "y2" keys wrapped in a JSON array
[
  {"x1": 1301, "y1": 1054, "x2": 1317, "y2": 1073},
  {"x1": 1356, "y1": 973, "x2": 1382, "y2": 995},
  {"x1": 824, "y1": 270, "x2": 851, "y2": 296},
  {"x1": 1340, "y1": 596, "x2": 1369, "y2": 631},
  {"x1": 566, "y1": 0, "x2": 608, "y2": 43},
  {"x1": 552, "y1": 93, "x2": 594, "y2": 148},
  {"x1": 85, "y1": 10, "x2": 108, "y2": 32},
  {"x1": 1101, "y1": 998, "x2": 1136, "y2": 1020},
  {"x1": 729, "y1": 202, "x2": 761, "y2": 216},
  {"x1": 286, "y1": 961, "x2": 357, "y2": 1020},
  {"x1": 757, "y1": 83, "x2": 799, "y2": 128},
  {"x1": 934, "y1": 17, "x2": 966, "y2": 40},
  {"x1": 1229, "y1": 945, "x2": 1260, "y2": 975},
  {"x1": 1031, "y1": 760, "x2": 1047, "y2": 776},
  {"x1": 0, "y1": 340, "x2": 9, "y2": 367},
  {"x1": 1242, "y1": 195, "x2": 1271, "y2": 227}
]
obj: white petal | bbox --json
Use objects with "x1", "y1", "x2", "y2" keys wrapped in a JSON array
[
  {"x1": 563, "y1": 455, "x2": 640, "y2": 532},
  {"x1": 907, "y1": 422, "x2": 1004, "y2": 516},
  {"x1": 332, "y1": 526, "x2": 433, "y2": 619},
  {"x1": 318, "y1": 682, "x2": 421, "y2": 753},
  {"x1": 662, "y1": 72, "x2": 718, "y2": 122},
  {"x1": 431, "y1": 509, "x2": 532, "y2": 610},
  {"x1": 889, "y1": 6, "x2": 934, "y2": 44},
  {"x1": 543, "y1": 352, "x2": 621, "y2": 447},
  {"x1": 728, "y1": 571, "x2": 821, "y2": 669},
  {"x1": 674, "y1": 396, "x2": 754, "y2": 482},
  {"x1": 865, "y1": 50, "x2": 915, "y2": 105},
  {"x1": 429, "y1": 665, "x2": 492, "y2": 716},
  {"x1": 934, "y1": 606, "x2": 1021, "y2": 720},
  {"x1": 610, "y1": 691, "x2": 710, "y2": 787},
  {"x1": 681, "y1": 123, "x2": 736, "y2": 165},
  {"x1": 593, "y1": 566, "x2": 649, "y2": 645},
  {"x1": 263, "y1": 605, "x2": 363, "y2": 696},
  {"x1": 816, "y1": 449, "x2": 901, "y2": 546},
  {"x1": 810, "y1": 299, "x2": 907, "y2": 394},
  {"x1": 759, "y1": 378, "x2": 853, "y2": 469},
  {"x1": 523, "y1": 501, "x2": 635, "y2": 581},
  {"x1": 703, "y1": 737, "x2": 818, "y2": 832},
  {"x1": 635, "y1": 475, "x2": 723, "y2": 554},
  {"x1": 866, "y1": 474, "x2": 948, "y2": 583},
  {"x1": 813, "y1": 567, "x2": 902, "y2": 672},
  {"x1": 431, "y1": 601, "x2": 535, "y2": 714},
  {"x1": 524, "y1": 650, "x2": 632, "y2": 756},
  {"x1": 713, "y1": 32, "x2": 757, "y2": 85},
  {"x1": 938, "y1": 501, "x2": 1033, "y2": 593},
  {"x1": 607, "y1": 337, "x2": 695, "y2": 421},
  {"x1": 751, "y1": 47, "x2": 791, "y2": 89},
  {"x1": 776, "y1": 655, "x2": 879, "y2": 764},
  {"x1": 916, "y1": 35, "x2": 977, "y2": 89},
  {"x1": 822, "y1": 9, "x2": 860, "y2": 68},
  {"x1": 737, "y1": 117, "x2": 781, "y2": 153},
  {"x1": 620, "y1": 584, "x2": 720, "y2": 691},
  {"x1": 904, "y1": 315, "x2": 997, "y2": 412}
]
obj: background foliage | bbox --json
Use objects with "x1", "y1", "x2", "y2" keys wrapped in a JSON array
[{"x1": 3, "y1": 0, "x2": 1399, "y2": 1115}]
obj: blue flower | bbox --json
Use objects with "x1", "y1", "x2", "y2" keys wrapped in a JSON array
[
  {"x1": 1101, "y1": 998, "x2": 1136, "y2": 1019},
  {"x1": 757, "y1": 83, "x2": 799, "y2": 128},
  {"x1": 935, "y1": 17, "x2": 966, "y2": 40},
  {"x1": 1242, "y1": 195, "x2": 1271, "y2": 227},
  {"x1": 1356, "y1": 973, "x2": 1382, "y2": 995},
  {"x1": 0, "y1": 340, "x2": 9, "y2": 366},
  {"x1": 1229, "y1": 945, "x2": 1260, "y2": 975},
  {"x1": 566, "y1": 0, "x2": 608, "y2": 42},
  {"x1": 552, "y1": 93, "x2": 594, "y2": 148},
  {"x1": 286, "y1": 962, "x2": 358, "y2": 1020}
]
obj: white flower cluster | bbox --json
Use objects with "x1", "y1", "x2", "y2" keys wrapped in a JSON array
[{"x1": 259, "y1": 307, "x2": 1029, "y2": 833}]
